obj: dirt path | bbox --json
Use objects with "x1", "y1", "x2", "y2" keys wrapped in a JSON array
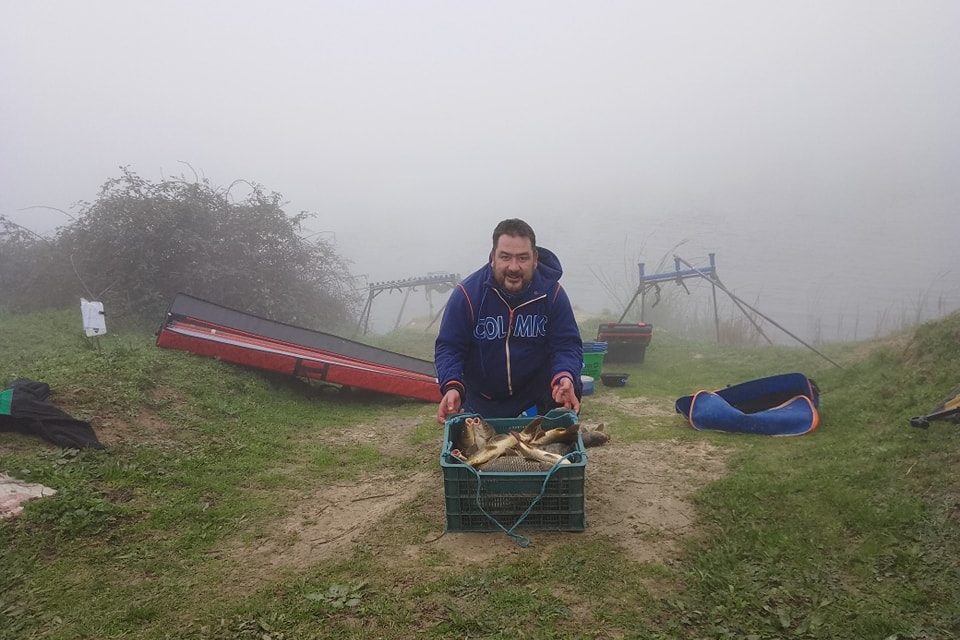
[
  {"x1": 588, "y1": 392, "x2": 678, "y2": 418},
  {"x1": 415, "y1": 438, "x2": 727, "y2": 565},
  {"x1": 223, "y1": 470, "x2": 432, "y2": 588},
  {"x1": 582, "y1": 440, "x2": 727, "y2": 561},
  {"x1": 217, "y1": 408, "x2": 730, "y2": 588}
]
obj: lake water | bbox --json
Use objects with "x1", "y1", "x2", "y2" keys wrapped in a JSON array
[{"x1": 339, "y1": 203, "x2": 959, "y2": 345}]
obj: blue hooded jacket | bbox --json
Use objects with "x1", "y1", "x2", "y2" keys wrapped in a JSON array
[{"x1": 434, "y1": 246, "x2": 583, "y2": 418}]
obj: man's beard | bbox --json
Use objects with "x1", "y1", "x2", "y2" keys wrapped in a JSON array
[{"x1": 497, "y1": 269, "x2": 530, "y2": 294}]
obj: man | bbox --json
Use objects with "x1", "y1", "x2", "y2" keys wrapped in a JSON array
[{"x1": 435, "y1": 218, "x2": 583, "y2": 423}]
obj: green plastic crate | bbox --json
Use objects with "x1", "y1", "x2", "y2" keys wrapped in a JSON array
[{"x1": 440, "y1": 409, "x2": 586, "y2": 532}]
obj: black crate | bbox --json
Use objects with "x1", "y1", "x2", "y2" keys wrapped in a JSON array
[
  {"x1": 440, "y1": 410, "x2": 586, "y2": 532},
  {"x1": 597, "y1": 323, "x2": 652, "y2": 364}
]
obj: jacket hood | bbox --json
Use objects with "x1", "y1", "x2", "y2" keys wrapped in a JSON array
[{"x1": 533, "y1": 246, "x2": 563, "y2": 284}]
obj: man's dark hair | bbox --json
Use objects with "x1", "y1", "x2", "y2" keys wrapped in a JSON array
[{"x1": 492, "y1": 218, "x2": 537, "y2": 250}]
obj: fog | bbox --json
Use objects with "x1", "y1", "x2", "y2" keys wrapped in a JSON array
[{"x1": 2, "y1": 1, "x2": 958, "y2": 340}]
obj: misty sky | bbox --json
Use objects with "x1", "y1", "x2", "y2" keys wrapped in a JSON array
[{"x1": 2, "y1": 1, "x2": 958, "y2": 338}]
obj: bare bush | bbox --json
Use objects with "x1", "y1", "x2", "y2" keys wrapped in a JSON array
[{"x1": 0, "y1": 169, "x2": 358, "y2": 329}]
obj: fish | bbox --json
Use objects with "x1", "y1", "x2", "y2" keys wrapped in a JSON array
[
  {"x1": 451, "y1": 416, "x2": 599, "y2": 470},
  {"x1": 455, "y1": 416, "x2": 496, "y2": 457},
  {"x1": 537, "y1": 442, "x2": 573, "y2": 456},
  {"x1": 530, "y1": 424, "x2": 580, "y2": 447},
  {"x1": 466, "y1": 432, "x2": 520, "y2": 467},
  {"x1": 516, "y1": 416, "x2": 545, "y2": 444},
  {"x1": 515, "y1": 438, "x2": 571, "y2": 467},
  {"x1": 580, "y1": 423, "x2": 609, "y2": 448}
]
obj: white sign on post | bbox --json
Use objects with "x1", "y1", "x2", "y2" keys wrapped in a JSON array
[{"x1": 80, "y1": 299, "x2": 107, "y2": 337}]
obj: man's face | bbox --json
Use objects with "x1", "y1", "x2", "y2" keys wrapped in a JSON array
[{"x1": 491, "y1": 234, "x2": 538, "y2": 294}]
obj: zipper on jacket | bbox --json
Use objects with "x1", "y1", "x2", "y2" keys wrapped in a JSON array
[{"x1": 493, "y1": 289, "x2": 547, "y2": 396}]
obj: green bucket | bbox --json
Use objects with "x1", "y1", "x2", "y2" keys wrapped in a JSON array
[{"x1": 582, "y1": 352, "x2": 605, "y2": 378}]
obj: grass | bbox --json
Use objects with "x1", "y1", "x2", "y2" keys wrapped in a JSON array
[{"x1": 1, "y1": 309, "x2": 958, "y2": 639}]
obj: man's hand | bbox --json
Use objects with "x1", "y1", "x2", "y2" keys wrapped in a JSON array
[
  {"x1": 437, "y1": 388, "x2": 463, "y2": 424},
  {"x1": 552, "y1": 375, "x2": 581, "y2": 414}
]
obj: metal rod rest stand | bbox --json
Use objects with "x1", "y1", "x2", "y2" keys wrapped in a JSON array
[{"x1": 674, "y1": 255, "x2": 843, "y2": 369}]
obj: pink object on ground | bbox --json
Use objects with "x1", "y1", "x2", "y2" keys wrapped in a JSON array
[{"x1": 0, "y1": 473, "x2": 57, "y2": 518}]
